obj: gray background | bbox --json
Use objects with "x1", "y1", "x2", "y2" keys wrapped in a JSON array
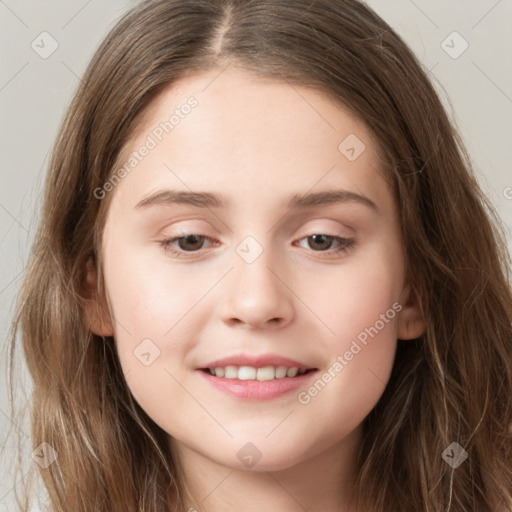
[{"x1": 1, "y1": 0, "x2": 511, "y2": 509}]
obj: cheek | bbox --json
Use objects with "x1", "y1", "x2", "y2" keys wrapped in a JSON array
[
  {"x1": 105, "y1": 244, "x2": 207, "y2": 339},
  {"x1": 105, "y1": 269, "x2": 202, "y2": 429},
  {"x1": 291, "y1": 245, "x2": 402, "y2": 420},
  {"x1": 302, "y1": 244, "x2": 403, "y2": 342},
  {"x1": 291, "y1": 288, "x2": 399, "y2": 460},
  {"x1": 102, "y1": 249, "x2": 205, "y2": 404}
]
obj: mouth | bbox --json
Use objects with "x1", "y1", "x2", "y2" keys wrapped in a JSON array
[
  {"x1": 197, "y1": 364, "x2": 319, "y2": 400},
  {"x1": 196, "y1": 354, "x2": 319, "y2": 400},
  {"x1": 199, "y1": 365, "x2": 317, "y2": 381}
]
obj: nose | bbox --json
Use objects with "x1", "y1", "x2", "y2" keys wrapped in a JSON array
[{"x1": 217, "y1": 241, "x2": 295, "y2": 330}]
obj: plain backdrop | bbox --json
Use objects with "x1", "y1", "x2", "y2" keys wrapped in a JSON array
[{"x1": 1, "y1": 0, "x2": 511, "y2": 509}]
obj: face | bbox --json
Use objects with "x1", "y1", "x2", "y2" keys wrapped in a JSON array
[{"x1": 87, "y1": 66, "x2": 423, "y2": 473}]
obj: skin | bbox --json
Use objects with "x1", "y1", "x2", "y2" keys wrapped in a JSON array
[{"x1": 86, "y1": 66, "x2": 425, "y2": 512}]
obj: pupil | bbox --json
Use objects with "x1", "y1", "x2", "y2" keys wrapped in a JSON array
[
  {"x1": 311, "y1": 234, "x2": 331, "y2": 250},
  {"x1": 180, "y1": 235, "x2": 203, "y2": 251}
]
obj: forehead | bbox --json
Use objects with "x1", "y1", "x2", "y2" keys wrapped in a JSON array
[{"x1": 109, "y1": 67, "x2": 392, "y2": 215}]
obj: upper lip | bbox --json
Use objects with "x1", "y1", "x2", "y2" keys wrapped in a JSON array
[{"x1": 199, "y1": 353, "x2": 316, "y2": 370}]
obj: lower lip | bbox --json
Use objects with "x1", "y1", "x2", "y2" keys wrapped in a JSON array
[{"x1": 197, "y1": 370, "x2": 318, "y2": 400}]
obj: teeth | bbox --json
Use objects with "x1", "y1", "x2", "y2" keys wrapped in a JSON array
[
  {"x1": 238, "y1": 366, "x2": 257, "y2": 380},
  {"x1": 275, "y1": 366, "x2": 288, "y2": 378},
  {"x1": 286, "y1": 367, "x2": 298, "y2": 377},
  {"x1": 207, "y1": 365, "x2": 311, "y2": 381},
  {"x1": 224, "y1": 365, "x2": 238, "y2": 379},
  {"x1": 257, "y1": 366, "x2": 275, "y2": 381}
]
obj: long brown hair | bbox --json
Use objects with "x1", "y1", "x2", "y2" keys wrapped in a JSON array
[{"x1": 4, "y1": 0, "x2": 511, "y2": 510}]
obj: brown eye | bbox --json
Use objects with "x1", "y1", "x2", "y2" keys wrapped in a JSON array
[
  {"x1": 307, "y1": 234, "x2": 335, "y2": 251},
  {"x1": 296, "y1": 234, "x2": 356, "y2": 257},
  {"x1": 160, "y1": 234, "x2": 215, "y2": 258},
  {"x1": 174, "y1": 234, "x2": 206, "y2": 252}
]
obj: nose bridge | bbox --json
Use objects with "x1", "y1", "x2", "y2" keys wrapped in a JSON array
[
  {"x1": 218, "y1": 232, "x2": 293, "y2": 328},
  {"x1": 234, "y1": 233, "x2": 277, "y2": 290},
  {"x1": 234, "y1": 232, "x2": 282, "y2": 299}
]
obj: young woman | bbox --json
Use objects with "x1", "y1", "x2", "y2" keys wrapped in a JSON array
[{"x1": 6, "y1": 0, "x2": 511, "y2": 510}]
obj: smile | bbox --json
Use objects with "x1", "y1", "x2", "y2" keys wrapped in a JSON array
[
  {"x1": 198, "y1": 366, "x2": 318, "y2": 400},
  {"x1": 201, "y1": 365, "x2": 315, "y2": 381}
]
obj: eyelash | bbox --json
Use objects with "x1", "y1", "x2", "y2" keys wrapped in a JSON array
[{"x1": 159, "y1": 233, "x2": 356, "y2": 259}]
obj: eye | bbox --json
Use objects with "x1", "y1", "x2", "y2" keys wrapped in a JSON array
[
  {"x1": 160, "y1": 234, "x2": 215, "y2": 258},
  {"x1": 159, "y1": 233, "x2": 356, "y2": 259},
  {"x1": 295, "y1": 234, "x2": 356, "y2": 257}
]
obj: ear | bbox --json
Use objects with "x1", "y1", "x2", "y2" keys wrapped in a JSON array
[
  {"x1": 83, "y1": 257, "x2": 114, "y2": 337},
  {"x1": 396, "y1": 282, "x2": 425, "y2": 340}
]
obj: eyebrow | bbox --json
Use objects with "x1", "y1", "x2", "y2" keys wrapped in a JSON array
[{"x1": 134, "y1": 189, "x2": 379, "y2": 213}]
